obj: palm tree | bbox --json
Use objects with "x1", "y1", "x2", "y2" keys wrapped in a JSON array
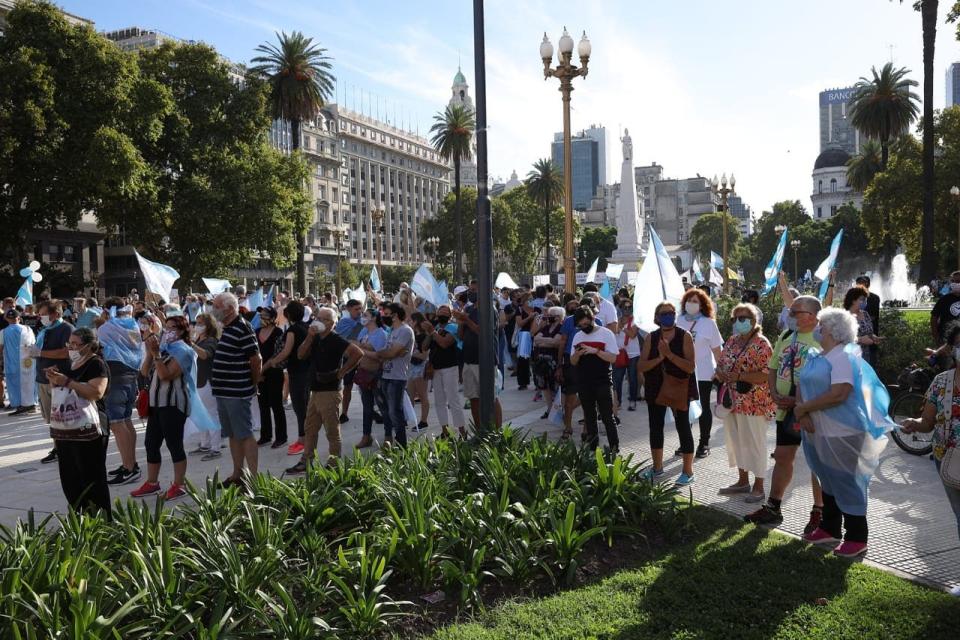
[
  {"x1": 846, "y1": 139, "x2": 883, "y2": 192},
  {"x1": 251, "y1": 31, "x2": 335, "y2": 296},
  {"x1": 526, "y1": 159, "x2": 564, "y2": 273},
  {"x1": 917, "y1": 0, "x2": 939, "y2": 286},
  {"x1": 430, "y1": 104, "x2": 475, "y2": 284},
  {"x1": 849, "y1": 62, "x2": 920, "y2": 169}
]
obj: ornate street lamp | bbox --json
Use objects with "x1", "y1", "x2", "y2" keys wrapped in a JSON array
[
  {"x1": 790, "y1": 239, "x2": 801, "y2": 283},
  {"x1": 371, "y1": 207, "x2": 385, "y2": 274},
  {"x1": 541, "y1": 28, "x2": 591, "y2": 293},
  {"x1": 711, "y1": 173, "x2": 736, "y2": 294}
]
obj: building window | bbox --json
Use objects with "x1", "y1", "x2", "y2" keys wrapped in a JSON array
[
  {"x1": 818, "y1": 180, "x2": 822, "y2": 194},
  {"x1": 830, "y1": 205, "x2": 838, "y2": 216},
  {"x1": 817, "y1": 207, "x2": 822, "y2": 218},
  {"x1": 830, "y1": 178, "x2": 837, "y2": 193}
]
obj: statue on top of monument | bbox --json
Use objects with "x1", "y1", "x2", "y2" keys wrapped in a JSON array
[{"x1": 621, "y1": 128, "x2": 632, "y2": 164}]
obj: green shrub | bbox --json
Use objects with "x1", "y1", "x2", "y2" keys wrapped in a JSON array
[{"x1": 0, "y1": 429, "x2": 680, "y2": 637}]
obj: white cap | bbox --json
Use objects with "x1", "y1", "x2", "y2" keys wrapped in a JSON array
[{"x1": 453, "y1": 285, "x2": 469, "y2": 296}]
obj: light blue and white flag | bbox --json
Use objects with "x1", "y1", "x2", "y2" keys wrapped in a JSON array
[
  {"x1": 815, "y1": 229, "x2": 844, "y2": 301},
  {"x1": 246, "y1": 287, "x2": 265, "y2": 310},
  {"x1": 411, "y1": 263, "x2": 447, "y2": 307},
  {"x1": 691, "y1": 257, "x2": 704, "y2": 284},
  {"x1": 370, "y1": 266, "x2": 382, "y2": 292},
  {"x1": 599, "y1": 278, "x2": 613, "y2": 302},
  {"x1": 15, "y1": 277, "x2": 33, "y2": 307},
  {"x1": 263, "y1": 284, "x2": 275, "y2": 309},
  {"x1": 585, "y1": 257, "x2": 599, "y2": 285},
  {"x1": 762, "y1": 227, "x2": 789, "y2": 296},
  {"x1": 605, "y1": 263, "x2": 624, "y2": 282},
  {"x1": 134, "y1": 250, "x2": 179, "y2": 301},
  {"x1": 201, "y1": 278, "x2": 231, "y2": 294},
  {"x1": 495, "y1": 272, "x2": 520, "y2": 290},
  {"x1": 632, "y1": 226, "x2": 685, "y2": 333},
  {"x1": 710, "y1": 251, "x2": 724, "y2": 270}
]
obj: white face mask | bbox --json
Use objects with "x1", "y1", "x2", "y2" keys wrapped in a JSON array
[
  {"x1": 68, "y1": 346, "x2": 86, "y2": 366},
  {"x1": 684, "y1": 302, "x2": 701, "y2": 317},
  {"x1": 40, "y1": 315, "x2": 51, "y2": 327}
]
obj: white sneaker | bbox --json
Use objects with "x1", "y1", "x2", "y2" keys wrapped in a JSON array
[{"x1": 949, "y1": 584, "x2": 960, "y2": 597}]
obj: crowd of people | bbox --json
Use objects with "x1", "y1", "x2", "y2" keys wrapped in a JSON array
[{"x1": 2, "y1": 270, "x2": 960, "y2": 584}]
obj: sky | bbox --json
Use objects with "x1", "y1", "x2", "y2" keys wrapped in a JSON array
[{"x1": 63, "y1": 0, "x2": 960, "y2": 219}]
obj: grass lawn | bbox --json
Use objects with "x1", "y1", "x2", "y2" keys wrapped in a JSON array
[{"x1": 426, "y1": 505, "x2": 958, "y2": 640}]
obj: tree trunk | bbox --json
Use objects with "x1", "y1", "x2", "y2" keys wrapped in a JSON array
[
  {"x1": 291, "y1": 118, "x2": 308, "y2": 296},
  {"x1": 454, "y1": 159, "x2": 463, "y2": 284},
  {"x1": 920, "y1": 0, "x2": 938, "y2": 284},
  {"x1": 880, "y1": 139, "x2": 894, "y2": 263}
]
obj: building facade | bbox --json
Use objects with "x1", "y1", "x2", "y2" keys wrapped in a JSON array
[
  {"x1": 635, "y1": 163, "x2": 719, "y2": 246},
  {"x1": 819, "y1": 87, "x2": 862, "y2": 156},
  {"x1": 726, "y1": 194, "x2": 754, "y2": 237},
  {"x1": 551, "y1": 129, "x2": 602, "y2": 210},
  {"x1": 810, "y1": 147, "x2": 862, "y2": 219},
  {"x1": 581, "y1": 183, "x2": 619, "y2": 228},
  {"x1": 947, "y1": 63, "x2": 960, "y2": 108}
]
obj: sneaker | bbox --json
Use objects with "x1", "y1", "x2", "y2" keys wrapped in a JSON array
[
  {"x1": 717, "y1": 483, "x2": 751, "y2": 495},
  {"x1": 130, "y1": 481, "x2": 161, "y2": 498},
  {"x1": 107, "y1": 465, "x2": 141, "y2": 485},
  {"x1": 287, "y1": 441, "x2": 305, "y2": 456},
  {"x1": 744, "y1": 504, "x2": 784, "y2": 527},
  {"x1": 164, "y1": 483, "x2": 186, "y2": 501},
  {"x1": 803, "y1": 528, "x2": 841, "y2": 545},
  {"x1": 200, "y1": 450, "x2": 222, "y2": 461},
  {"x1": 339, "y1": 413, "x2": 349, "y2": 424},
  {"x1": 804, "y1": 508, "x2": 823, "y2": 536},
  {"x1": 108, "y1": 464, "x2": 126, "y2": 476},
  {"x1": 285, "y1": 460, "x2": 307, "y2": 475},
  {"x1": 675, "y1": 472, "x2": 695, "y2": 487},
  {"x1": 695, "y1": 444, "x2": 711, "y2": 459},
  {"x1": 640, "y1": 467, "x2": 666, "y2": 481},
  {"x1": 413, "y1": 421, "x2": 428, "y2": 433},
  {"x1": 832, "y1": 541, "x2": 868, "y2": 558},
  {"x1": 270, "y1": 440, "x2": 288, "y2": 449},
  {"x1": 627, "y1": 403, "x2": 636, "y2": 411},
  {"x1": 12, "y1": 405, "x2": 36, "y2": 415},
  {"x1": 40, "y1": 449, "x2": 57, "y2": 464},
  {"x1": 188, "y1": 446, "x2": 210, "y2": 456}
]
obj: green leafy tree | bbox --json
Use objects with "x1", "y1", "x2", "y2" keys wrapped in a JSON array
[
  {"x1": 251, "y1": 30, "x2": 335, "y2": 295},
  {"x1": 689, "y1": 213, "x2": 742, "y2": 271},
  {"x1": 0, "y1": 1, "x2": 170, "y2": 264},
  {"x1": 98, "y1": 42, "x2": 311, "y2": 285},
  {"x1": 846, "y1": 139, "x2": 884, "y2": 192},
  {"x1": 498, "y1": 186, "x2": 565, "y2": 278},
  {"x1": 526, "y1": 158, "x2": 564, "y2": 272},
  {"x1": 577, "y1": 226, "x2": 617, "y2": 271},
  {"x1": 429, "y1": 104, "x2": 475, "y2": 284},
  {"x1": 379, "y1": 265, "x2": 418, "y2": 294},
  {"x1": 336, "y1": 259, "x2": 358, "y2": 296},
  {"x1": 740, "y1": 201, "x2": 811, "y2": 280}
]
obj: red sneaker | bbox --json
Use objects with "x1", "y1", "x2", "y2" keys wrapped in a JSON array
[
  {"x1": 833, "y1": 541, "x2": 868, "y2": 558},
  {"x1": 803, "y1": 528, "x2": 841, "y2": 545},
  {"x1": 164, "y1": 483, "x2": 186, "y2": 501},
  {"x1": 803, "y1": 508, "x2": 823, "y2": 535},
  {"x1": 130, "y1": 481, "x2": 161, "y2": 498},
  {"x1": 287, "y1": 441, "x2": 305, "y2": 456}
]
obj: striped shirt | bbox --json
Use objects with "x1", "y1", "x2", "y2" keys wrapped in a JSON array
[
  {"x1": 211, "y1": 316, "x2": 259, "y2": 398},
  {"x1": 149, "y1": 354, "x2": 189, "y2": 413}
]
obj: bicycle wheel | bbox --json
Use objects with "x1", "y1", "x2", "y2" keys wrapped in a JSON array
[{"x1": 889, "y1": 391, "x2": 933, "y2": 456}]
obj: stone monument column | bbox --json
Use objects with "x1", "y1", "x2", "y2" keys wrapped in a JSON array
[{"x1": 610, "y1": 128, "x2": 644, "y2": 266}]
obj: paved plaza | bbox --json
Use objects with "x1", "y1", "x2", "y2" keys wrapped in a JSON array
[{"x1": 1, "y1": 384, "x2": 957, "y2": 593}]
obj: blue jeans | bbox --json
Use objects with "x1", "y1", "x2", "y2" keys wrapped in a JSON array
[
  {"x1": 936, "y1": 459, "x2": 960, "y2": 540},
  {"x1": 612, "y1": 356, "x2": 639, "y2": 406},
  {"x1": 381, "y1": 378, "x2": 407, "y2": 446},
  {"x1": 105, "y1": 380, "x2": 138, "y2": 422},
  {"x1": 359, "y1": 375, "x2": 386, "y2": 437}
]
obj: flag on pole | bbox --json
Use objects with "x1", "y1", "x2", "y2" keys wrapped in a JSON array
[
  {"x1": 134, "y1": 250, "x2": 179, "y2": 301},
  {"x1": 349, "y1": 284, "x2": 367, "y2": 306},
  {"x1": 411, "y1": 263, "x2": 447, "y2": 306},
  {"x1": 495, "y1": 272, "x2": 520, "y2": 290},
  {"x1": 370, "y1": 266, "x2": 382, "y2": 292},
  {"x1": 15, "y1": 277, "x2": 33, "y2": 307},
  {"x1": 762, "y1": 228, "x2": 788, "y2": 296},
  {"x1": 246, "y1": 287, "x2": 265, "y2": 310},
  {"x1": 605, "y1": 263, "x2": 624, "y2": 281},
  {"x1": 815, "y1": 229, "x2": 844, "y2": 301},
  {"x1": 201, "y1": 278, "x2": 231, "y2": 294},
  {"x1": 585, "y1": 257, "x2": 599, "y2": 285},
  {"x1": 691, "y1": 257, "x2": 704, "y2": 284},
  {"x1": 709, "y1": 267, "x2": 723, "y2": 287},
  {"x1": 710, "y1": 251, "x2": 724, "y2": 270},
  {"x1": 599, "y1": 278, "x2": 612, "y2": 302},
  {"x1": 632, "y1": 226, "x2": 685, "y2": 332}
]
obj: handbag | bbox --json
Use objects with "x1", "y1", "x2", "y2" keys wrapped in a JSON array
[
  {"x1": 937, "y1": 370, "x2": 960, "y2": 489},
  {"x1": 137, "y1": 387, "x2": 149, "y2": 418},
  {"x1": 614, "y1": 322, "x2": 630, "y2": 368},
  {"x1": 655, "y1": 372, "x2": 690, "y2": 411},
  {"x1": 50, "y1": 385, "x2": 101, "y2": 432},
  {"x1": 714, "y1": 384, "x2": 733, "y2": 419},
  {"x1": 353, "y1": 367, "x2": 378, "y2": 391}
]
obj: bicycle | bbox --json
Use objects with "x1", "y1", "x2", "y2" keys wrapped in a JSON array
[{"x1": 888, "y1": 364, "x2": 934, "y2": 456}]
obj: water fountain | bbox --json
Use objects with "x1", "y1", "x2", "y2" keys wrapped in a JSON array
[{"x1": 875, "y1": 254, "x2": 931, "y2": 308}]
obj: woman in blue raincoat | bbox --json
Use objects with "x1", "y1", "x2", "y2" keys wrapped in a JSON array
[{"x1": 792, "y1": 308, "x2": 894, "y2": 559}]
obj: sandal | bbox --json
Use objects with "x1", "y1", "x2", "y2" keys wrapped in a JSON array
[{"x1": 560, "y1": 429, "x2": 573, "y2": 441}]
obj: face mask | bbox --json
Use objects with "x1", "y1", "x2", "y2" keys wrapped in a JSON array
[
  {"x1": 161, "y1": 330, "x2": 178, "y2": 345},
  {"x1": 40, "y1": 315, "x2": 51, "y2": 327},
  {"x1": 786, "y1": 316, "x2": 798, "y2": 332},
  {"x1": 684, "y1": 302, "x2": 701, "y2": 317},
  {"x1": 733, "y1": 319, "x2": 752, "y2": 336},
  {"x1": 436, "y1": 315, "x2": 450, "y2": 325},
  {"x1": 859, "y1": 300, "x2": 867, "y2": 310},
  {"x1": 812, "y1": 326, "x2": 823, "y2": 343},
  {"x1": 68, "y1": 348, "x2": 85, "y2": 365},
  {"x1": 952, "y1": 283, "x2": 960, "y2": 294},
  {"x1": 362, "y1": 315, "x2": 373, "y2": 325},
  {"x1": 579, "y1": 324, "x2": 594, "y2": 333},
  {"x1": 658, "y1": 313, "x2": 676, "y2": 328}
]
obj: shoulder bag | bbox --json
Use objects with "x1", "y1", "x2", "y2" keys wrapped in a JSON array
[
  {"x1": 614, "y1": 322, "x2": 631, "y2": 369},
  {"x1": 654, "y1": 332, "x2": 690, "y2": 412},
  {"x1": 713, "y1": 337, "x2": 755, "y2": 419},
  {"x1": 938, "y1": 370, "x2": 960, "y2": 489}
]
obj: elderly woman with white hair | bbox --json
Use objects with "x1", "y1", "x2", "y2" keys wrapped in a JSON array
[{"x1": 792, "y1": 307, "x2": 894, "y2": 558}]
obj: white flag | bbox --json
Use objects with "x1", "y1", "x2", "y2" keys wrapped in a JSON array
[{"x1": 135, "y1": 250, "x2": 179, "y2": 300}]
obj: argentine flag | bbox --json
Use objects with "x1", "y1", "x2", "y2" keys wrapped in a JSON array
[{"x1": 762, "y1": 227, "x2": 788, "y2": 296}]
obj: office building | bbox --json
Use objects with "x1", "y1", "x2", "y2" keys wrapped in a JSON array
[
  {"x1": 551, "y1": 127, "x2": 603, "y2": 210},
  {"x1": 726, "y1": 194, "x2": 754, "y2": 237},
  {"x1": 635, "y1": 163, "x2": 719, "y2": 246},
  {"x1": 947, "y1": 63, "x2": 960, "y2": 108},
  {"x1": 810, "y1": 147, "x2": 862, "y2": 219},
  {"x1": 819, "y1": 87, "x2": 863, "y2": 156}
]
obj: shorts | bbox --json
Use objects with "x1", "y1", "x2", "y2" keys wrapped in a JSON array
[
  {"x1": 216, "y1": 396, "x2": 254, "y2": 440},
  {"x1": 775, "y1": 418, "x2": 802, "y2": 447},
  {"x1": 105, "y1": 380, "x2": 138, "y2": 422},
  {"x1": 561, "y1": 363, "x2": 579, "y2": 395},
  {"x1": 407, "y1": 361, "x2": 426, "y2": 381},
  {"x1": 462, "y1": 364, "x2": 481, "y2": 400}
]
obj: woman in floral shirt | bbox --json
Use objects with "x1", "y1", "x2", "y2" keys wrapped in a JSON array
[{"x1": 713, "y1": 303, "x2": 776, "y2": 503}]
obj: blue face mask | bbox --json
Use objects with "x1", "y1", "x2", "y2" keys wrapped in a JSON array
[
  {"x1": 732, "y1": 319, "x2": 752, "y2": 336},
  {"x1": 786, "y1": 316, "x2": 798, "y2": 332},
  {"x1": 859, "y1": 300, "x2": 867, "y2": 310},
  {"x1": 812, "y1": 326, "x2": 823, "y2": 343},
  {"x1": 658, "y1": 313, "x2": 676, "y2": 328}
]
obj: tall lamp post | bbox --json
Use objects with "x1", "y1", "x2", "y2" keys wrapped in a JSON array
[
  {"x1": 952, "y1": 186, "x2": 960, "y2": 270},
  {"x1": 425, "y1": 235, "x2": 440, "y2": 269},
  {"x1": 711, "y1": 173, "x2": 736, "y2": 294},
  {"x1": 790, "y1": 239, "x2": 801, "y2": 283},
  {"x1": 371, "y1": 207, "x2": 385, "y2": 274},
  {"x1": 540, "y1": 27, "x2": 591, "y2": 293}
]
